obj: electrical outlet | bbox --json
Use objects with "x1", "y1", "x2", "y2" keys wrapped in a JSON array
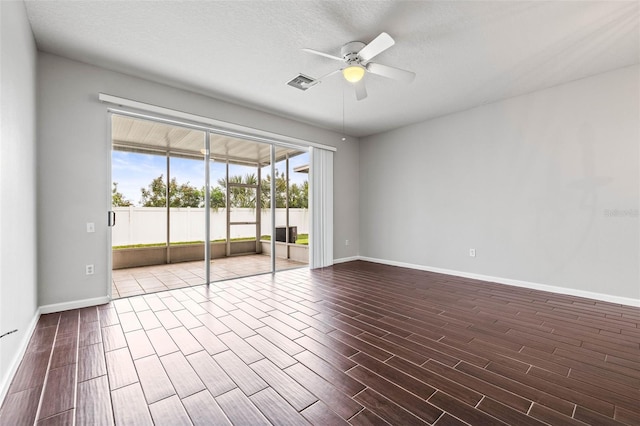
[
  {"x1": 345, "y1": 239, "x2": 349, "y2": 246},
  {"x1": 86, "y1": 264, "x2": 94, "y2": 275},
  {"x1": 86, "y1": 222, "x2": 95, "y2": 233},
  {"x1": 469, "y1": 249, "x2": 476, "y2": 257}
]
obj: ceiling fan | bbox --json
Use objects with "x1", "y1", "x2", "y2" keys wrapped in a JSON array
[{"x1": 301, "y1": 32, "x2": 415, "y2": 101}]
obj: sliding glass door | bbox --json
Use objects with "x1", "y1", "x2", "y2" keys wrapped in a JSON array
[
  {"x1": 110, "y1": 113, "x2": 310, "y2": 299},
  {"x1": 272, "y1": 146, "x2": 310, "y2": 272},
  {"x1": 110, "y1": 114, "x2": 207, "y2": 297}
]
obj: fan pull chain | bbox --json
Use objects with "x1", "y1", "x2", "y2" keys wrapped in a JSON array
[{"x1": 342, "y1": 81, "x2": 346, "y2": 141}]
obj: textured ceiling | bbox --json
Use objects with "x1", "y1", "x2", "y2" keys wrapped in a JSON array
[{"x1": 24, "y1": 1, "x2": 639, "y2": 137}]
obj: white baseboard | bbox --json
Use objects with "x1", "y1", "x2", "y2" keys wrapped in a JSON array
[
  {"x1": 333, "y1": 256, "x2": 360, "y2": 264},
  {"x1": 39, "y1": 296, "x2": 111, "y2": 315},
  {"x1": 356, "y1": 256, "x2": 640, "y2": 308},
  {"x1": 0, "y1": 308, "x2": 40, "y2": 404}
]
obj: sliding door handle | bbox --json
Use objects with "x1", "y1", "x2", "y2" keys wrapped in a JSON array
[{"x1": 108, "y1": 211, "x2": 116, "y2": 227}]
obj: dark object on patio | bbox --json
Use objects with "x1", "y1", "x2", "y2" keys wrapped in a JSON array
[{"x1": 275, "y1": 226, "x2": 297, "y2": 243}]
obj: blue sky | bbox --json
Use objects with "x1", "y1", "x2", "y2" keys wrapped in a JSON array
[{"x1": 112, "y1": 150, "x2": 309, "y2": 206}]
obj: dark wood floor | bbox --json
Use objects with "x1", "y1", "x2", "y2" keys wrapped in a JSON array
[{"x1": 1, "y1": 261, "x2": 639, "y2": 425}]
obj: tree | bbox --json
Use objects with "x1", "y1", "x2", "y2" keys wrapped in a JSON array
[
  {"x1": 209, "y1": 187, "x2": 226, "y2": 208},
  {"x1": 260, "y1": 170, "x2": 308, "y2": 209},
  {"x1": 289, "y1": 181, "x2": 308, "y2": 208},
  {"x1": 140, "y1": 175, "x2": 204, "y2": 207},
  {"x1": 112, "y1": 182, "x2": 133, "y2": 207},
  {"x1": 260, "y1": 170, "x2": 288, "y2": 208},
  {"x1": 140, "y1": 176, "x2": 167, "y2": 207},
  {"x1": 185, "y1": 171, "x2": 309, "y2": 210},
  {"x1": 217, "y1": 174, "x2": 258, "y2": 208},
  {"x1": 176, "y1": 182, "x2": 204, "y2": 207}
]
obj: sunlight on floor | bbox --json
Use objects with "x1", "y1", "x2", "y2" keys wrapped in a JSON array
[{"x1": 112, "y1": 254, "x2": 306, "y2": 299}]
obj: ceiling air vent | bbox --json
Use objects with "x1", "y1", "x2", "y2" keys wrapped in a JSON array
[{"x1": 287, "y1": 74, "x2": 316, "y2": 91}]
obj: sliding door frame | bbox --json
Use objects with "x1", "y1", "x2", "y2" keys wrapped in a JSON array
[
  {"x1": 108, "y1": 106, "x2": 322, "y2": 298},
  {"x1": 204, "y1": 132, "x2": 211, "y2": 284}
]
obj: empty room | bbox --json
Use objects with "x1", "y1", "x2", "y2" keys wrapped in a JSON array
[{"x1": 1, "y1": 1, "x2": 638, "y2": 425}]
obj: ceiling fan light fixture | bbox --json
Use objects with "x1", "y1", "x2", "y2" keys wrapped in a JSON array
[
  {"x1": 302, "y1": 32, "x2": 412, "y2": 100},
  {"x1": 342, "y1": 64, "x2": 365, "y2": 83}
]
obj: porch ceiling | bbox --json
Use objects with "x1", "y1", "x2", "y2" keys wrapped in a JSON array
[{"x1": 112, "y1": 114, "x2": 304, "y2": 165}]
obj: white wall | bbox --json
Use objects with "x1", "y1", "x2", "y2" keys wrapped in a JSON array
[
  {"x1": 37, "y1": 52, "x2": 359, "y2": 306},
  {"x1": 360, "y1": 66, "x2": 639, "y2": 301},
  {"x1": 0, "y1": 1, "x2": 39, "y2": 397}
]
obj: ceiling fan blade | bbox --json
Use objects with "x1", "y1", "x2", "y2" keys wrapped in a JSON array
[
  {"x1": 302, "y1": 48, "x2": 343, "y2": 62},
  {"x1": 366, "y1": 62, "x2": 415, "y2": 83},
  {"x1": 357, "y1": 32, "x2": 395, "y2": 62},
  {"x1": 354, "y1": 79, "x2": 367, "y2": 101}
]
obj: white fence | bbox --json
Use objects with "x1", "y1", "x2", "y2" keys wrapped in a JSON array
[{"x1": 112, "y1": 207, "x2": 309, "y2": 246}]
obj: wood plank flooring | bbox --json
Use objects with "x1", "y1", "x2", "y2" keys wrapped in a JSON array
[{"x1": 1, "y1": 260, "x2": 639, "y2": 425}]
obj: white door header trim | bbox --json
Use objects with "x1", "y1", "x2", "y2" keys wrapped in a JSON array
[{"x1": 99, "y1": 93, "x2": 337, "y2": 152}]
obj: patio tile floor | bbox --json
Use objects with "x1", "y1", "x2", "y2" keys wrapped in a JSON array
[{"x1": 112, "y1": 254, "x2": 306, "y2": 299}]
